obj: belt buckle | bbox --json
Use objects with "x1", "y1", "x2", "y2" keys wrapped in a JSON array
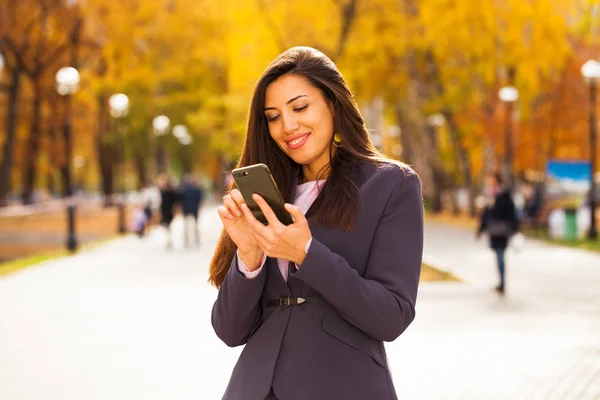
[{"x1": 279, "y1": 296, "x2": 291, "y2": 307}]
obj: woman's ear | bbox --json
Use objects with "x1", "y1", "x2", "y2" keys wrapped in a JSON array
[{"x1": 327, "y1": 99, "x2": 335, "y2": 116}]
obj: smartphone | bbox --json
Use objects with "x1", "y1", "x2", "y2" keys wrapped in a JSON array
[{"x1": 231, "y1": 163, "x2": 294, "y2": 226}]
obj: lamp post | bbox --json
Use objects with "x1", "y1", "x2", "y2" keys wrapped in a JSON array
[
  {"x1": 581, "y1": 60, "x2": 600, "y2": 240},
  {"x1": 426, "y1": 113, "x2": 446, "y2": 213},
  {"x1": 73, "y1": 155, "x2": 85, "y2": 191},
  {"x1": 498, "y1": 86, "x2": 519, "y2": 191},
  {"x1": 109, "y1": 93, "x2": 129, "y2": 234},
  {"x1": 173, "y1": 124, "x2": 192, "y2": 173},
  {"x1": 153, "y1": 115, "x2": 170, "y2": 174},
  {"x1": 55, "y1": 66, "x2": 80, "y2": 252}
]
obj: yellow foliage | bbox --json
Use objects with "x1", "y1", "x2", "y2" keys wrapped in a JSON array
[{"x1": 3, "y1": 0, "x2": 598, "y2": 191}]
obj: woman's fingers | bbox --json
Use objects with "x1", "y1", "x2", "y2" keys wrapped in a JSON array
[
  {"x1": 230, "y1": 189, "x2": 246, "y2": 208},
  {"x1": 253, "y1": 194, "x2": 284, "y2": 228},
  {"x1": 217, "y1": 206, "x2": 234, "y2": 221},
  {"x1": 241, "y1": 202, "x2": 271, "y2": 238},
  {"x1": 223, "y1": 194, "x2": 242, "y2": 217},
  {"x1": 284, "y1": 203, "x2": 305, "y2": 224}
]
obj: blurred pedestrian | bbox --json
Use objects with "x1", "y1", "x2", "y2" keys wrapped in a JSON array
[
  {"x1": 209, "y1": 47, "x2": 423, "y2": 400},
  {"x1": 521, "y1": 180, "x2": 542, "y2": 234},
  {"x1": 157, "y1": 174, "x2": 180, "y2": 249},
  {"x1": 180, "y1": 174, "x2": 205, "y2": 247},
  {"x1": 140, "y1": 180, "x2": 161, "y2": 229},
  {"x1": 129, "y1": 202, "x2": 148, "y2": 238},
  {"x1": 477, "y1": 173, "x2": 519, "y2": 295}
]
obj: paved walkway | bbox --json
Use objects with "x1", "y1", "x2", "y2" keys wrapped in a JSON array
[{"x1": 0, "y1": 205, "x2": 599, "y2": 399}]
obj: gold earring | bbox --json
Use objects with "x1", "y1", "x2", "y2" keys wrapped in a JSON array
[{"x1": 333, "y1": 133, "x2": 342, "y2": 147}]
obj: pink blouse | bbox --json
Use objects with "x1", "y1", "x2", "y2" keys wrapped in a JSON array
[{"x1": 237, "y1": 180, "x2": 325, "y2": 281}]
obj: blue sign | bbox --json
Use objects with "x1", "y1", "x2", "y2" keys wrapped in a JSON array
[{"x1": 546, "y1": 160, "x2": 591, "y2": 182}]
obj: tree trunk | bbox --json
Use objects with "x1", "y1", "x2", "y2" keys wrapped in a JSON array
[
  {"x1": 443, "y1": 110, "x2": 476, "y2": 216},
  {"x1": 426, "y1": 125, "x2": 443, "y2": 213},
  {"x1": 98, "y1": 141, "x2": 117, "y2": 206},
  {"x1": 0, "y1": 71, "x2": 21, "y2": 206},
  {"x1": 47, "y1": 171, "x2": 56, "y2": 196},
  {"x1": 21, "y1": 80, "x2": 43, "y2": 204},
  {"x1": 394, "y1": 104, "x2": 415, "y2": 165},
  {"x1": 134, "y1": 154, "x2": 147, "y2": 189},
  {"x1": 96, "y1": 93, "x2": 115, "y2": 206}
]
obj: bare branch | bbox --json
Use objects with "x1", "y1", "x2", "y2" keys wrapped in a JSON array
[
  {"x1": 41, "y1": 42, "x2": 69, "y2": 69},
  {"x1": 1, "y1": 37, "x2": 28, "y2": 72}
]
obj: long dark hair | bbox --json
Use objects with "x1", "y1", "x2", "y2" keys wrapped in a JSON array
[{"x1": 209, "y1": 46, "x2": 394, "y2": 288}]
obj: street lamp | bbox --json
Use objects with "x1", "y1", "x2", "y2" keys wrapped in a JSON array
[
  {"x1": 55, "y1": 66, "x2": 80, "y2": 252},
  {"x1": 427, "y1": 113, "x2": 446, "y2": 128},
  {"x1": 109, "y1": 93, "x2": 129, "y2": 234},
  {"x1": 153, "y1": 115, "x2": 170, "y2": 174},
  {"x1": 427, "y1": 113, "x2": 446, "y2": 213},
  {"x1": 109, "y1": 93, "x2": 129, "y2": 118},
  {"x1": 581, "y1": 59, "x2": 600, "y2": 240},
  {"x1": 153, "y1": 115, "x2": 170, "y2": 136},
  {"x1": 154, "y1": 115, "x2": 170, "y2": 174},
  {"x1": 178, "y1": 135, "x2": 192, "y2": 146},
  {"x1": 499, "y1": 86, "x2": 519, "y2": 191},
  {"x1": 173, "y1": 124, "x2": 193, "y2": 172},
  {"x1": 172, "y1": 124, "x2": 189, "y2": 140}
]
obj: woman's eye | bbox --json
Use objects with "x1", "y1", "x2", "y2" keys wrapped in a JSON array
[
  {"x1": 293, "y1": 105, "x2": 308, "y2": 112},
  {"x1": 267, "y1": 115, "x2": 279, "y2": 122}
]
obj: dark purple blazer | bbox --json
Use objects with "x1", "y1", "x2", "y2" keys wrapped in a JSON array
[{"x1": 212, "y1": 162, "x2": 423, "y2": 400}]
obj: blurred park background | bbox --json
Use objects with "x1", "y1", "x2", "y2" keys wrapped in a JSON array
[
  {"x1": 2, "y1": 2, "x2": 600, "y2": 399},
  {"x1": 1, "y1": 0, "x2": 600, "y2": 257}
]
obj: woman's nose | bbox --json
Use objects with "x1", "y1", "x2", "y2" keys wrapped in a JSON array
[{"x1": 283, "y1": 113, "x2": 300, "y2": 133}]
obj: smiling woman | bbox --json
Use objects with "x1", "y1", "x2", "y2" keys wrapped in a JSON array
[{"x1": 208, "y1": 47, "x2": 424, "y2": 400}]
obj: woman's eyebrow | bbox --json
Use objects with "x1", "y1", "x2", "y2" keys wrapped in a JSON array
[
  {"x1": 264, "y1": 95, "x2": 308, "y2": 111},
  {"x1": 286, "y1": 95, "x2": 308, "y2": 104}
]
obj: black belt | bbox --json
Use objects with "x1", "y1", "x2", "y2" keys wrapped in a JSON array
[{"x1": 267, "y1": 296, "x2": 320, "y2": 308}]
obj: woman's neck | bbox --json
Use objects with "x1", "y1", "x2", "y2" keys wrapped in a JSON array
[
  {"x1": 301, "y1": 167, "x2": 330, "y2": 183},
  {"x1": 301, "y1": 160, "x2": 332, "y2": 183}
]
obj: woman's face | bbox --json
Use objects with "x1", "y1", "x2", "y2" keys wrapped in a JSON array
[{"x1": 264, "y1": 73, "x2": 334, "y2": 172}]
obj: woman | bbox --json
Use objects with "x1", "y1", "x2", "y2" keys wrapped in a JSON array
[
  {"x1": 209, "y1": 47, "x2": 423, "y2": 400},
  {"x1": 477, "y1": 173, "x2": 519, "y2": 295}
]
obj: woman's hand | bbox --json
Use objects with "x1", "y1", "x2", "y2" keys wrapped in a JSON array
[
  {"x1": 217, "y1": 189, "x2": 264, "y2": 270},
  {"x1": 240, "y1": 194, "x2": 312, "y2": 266}
]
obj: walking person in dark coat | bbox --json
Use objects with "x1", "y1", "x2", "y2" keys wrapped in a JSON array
[
  {"x1": 180, "y1": 174, "x2": 204, "y2": 247},
  {"x1": 157, "y1": 174, "x2": 180, "y2": 249},
  {"x1": 477, "y1": 173, "x2": 519, "y2": 295}
]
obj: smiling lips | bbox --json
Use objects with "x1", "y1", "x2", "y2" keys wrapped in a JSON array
[{"x1": 285, "y1": 133, "x2": 311, "y2": 150}]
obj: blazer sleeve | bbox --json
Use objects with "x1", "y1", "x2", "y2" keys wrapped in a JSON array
[
  {"x1": 211, "y1": 256, "x2": 267, "y2": 347},
  {"x1": 291, "y1": 169, "x2": 423, "y2": 342}
]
